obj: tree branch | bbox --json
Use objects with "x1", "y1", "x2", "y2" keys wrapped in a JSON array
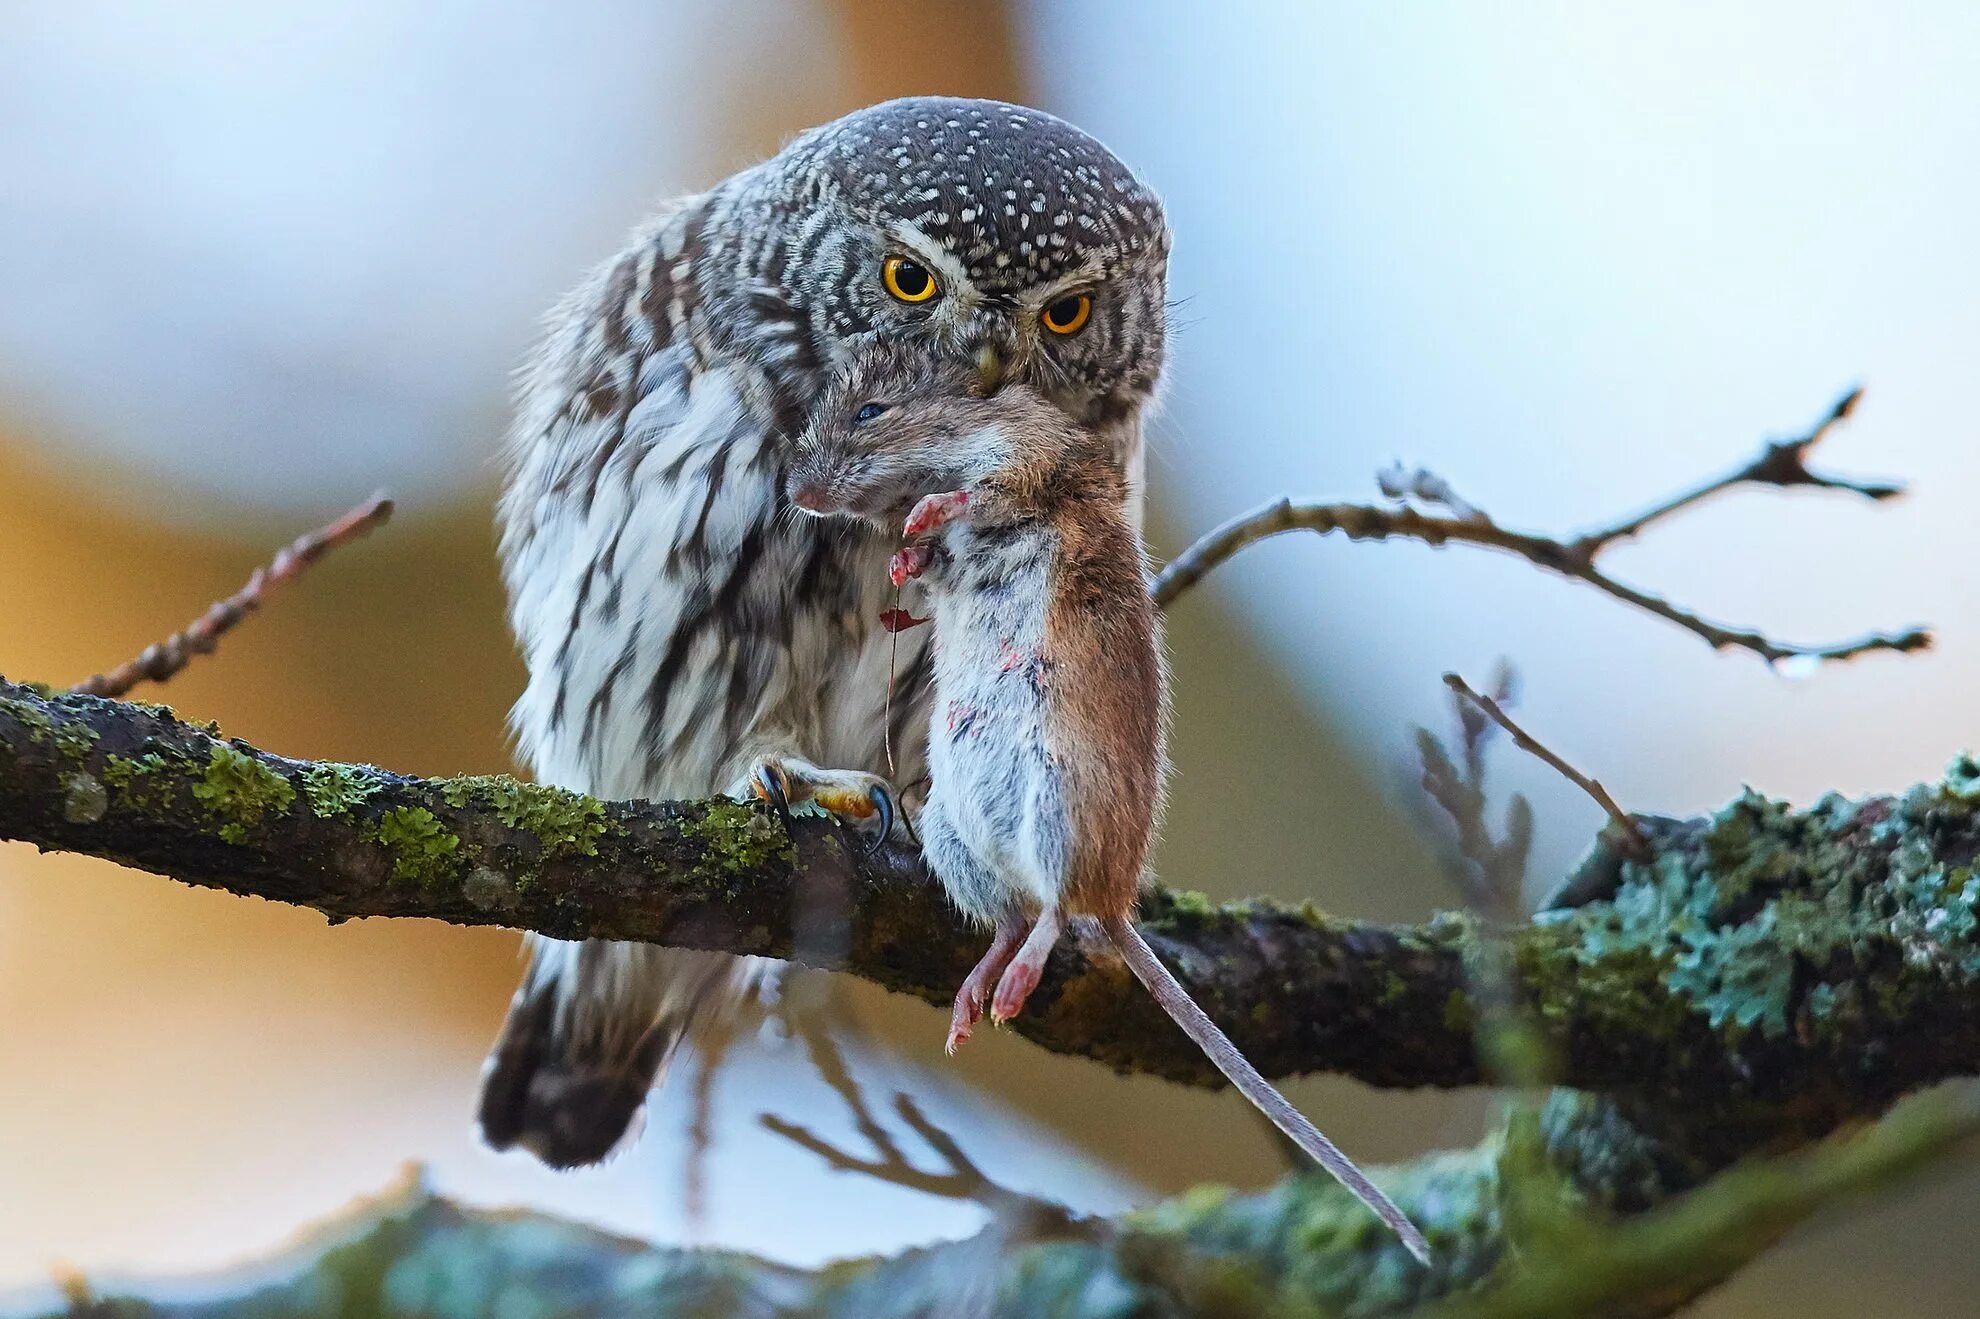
[
  {"x1": 1442, "y1": 670, "x2": 1650, "y2": 862},
  {"x1": 71, "y1": 493, "x2": 394, "y2": 698},
  {"x1": 1152, "y1": 389, "x2": 1927, "y2": 666},
  {"x1": 8, "y1": 676, "x2": 1980, "y2": 1132},
  {"x1": 34, "y1": 1085, "x2": 1980, "y2": 1319}
]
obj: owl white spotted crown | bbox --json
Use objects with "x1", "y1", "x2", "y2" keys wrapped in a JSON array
[{"x1": 780, "y1": 97, "x2": 1169, "y2": 289}]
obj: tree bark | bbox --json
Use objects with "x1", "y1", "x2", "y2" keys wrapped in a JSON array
[
  {"x1": 10, "y1": 675, "x2": 1980, "y2": 1315},
  {"x1": 6, "y1": 677, "x2": 1980, "y2": 1122}
]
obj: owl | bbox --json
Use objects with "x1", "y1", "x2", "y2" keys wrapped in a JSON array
[{"x1": 480, "y1": 97, "x2": 1170, "y2": 1168}]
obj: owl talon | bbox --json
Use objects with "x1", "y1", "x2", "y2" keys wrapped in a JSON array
[
  {"x1": 861, "y1": 783, "x2": 895, "y2": 857},
  {"x1": 752, "y1": 764, "x2": 792, "y2": 819},
  {"x1": 733, "y1": 757, "x2": 901, "y2": 851}
]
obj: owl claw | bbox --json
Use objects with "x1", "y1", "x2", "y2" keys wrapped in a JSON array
[
  {"x1": 736, "y1": 757, "x2": 900, "y2": 852},
  {"x1": 861, "y1": 782, "x2": 895, "y2": 857},
  {"x1": 752, "y1": 763, "x2": 792, "y2": 821}
]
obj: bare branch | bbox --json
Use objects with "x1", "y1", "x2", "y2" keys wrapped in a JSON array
[
  {"x1": 1378, "y1": 461, "x2": 1490, "y2": 524},
  {"x1": 1152, "y1": 391, "x2": 1927, "y2": 666},
  {"x1": 1563, "y1": 387, "x2": 1894, "y2": 559},
  {"x1": 71, "y1": 493, "x2": 395, "y2": 698},
  {"x1": 1443, "y1": 672, "x2": 1651, "y2": 862},
  {"x1": 1416, "y1": 661, "x2": 1533, "y2": 920},
  {"x1": 760, "y1": 1011, "x2": 1044, "y2": 1213}
]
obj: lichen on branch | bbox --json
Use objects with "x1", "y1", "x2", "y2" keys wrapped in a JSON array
[{"x1": 7, "y1": 675, "x2": 1980, "y2": 1131}]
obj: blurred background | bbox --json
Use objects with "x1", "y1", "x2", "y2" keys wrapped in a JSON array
[{"x1": 2, "y1": 2, "x2": 1976, "y2": 1313}]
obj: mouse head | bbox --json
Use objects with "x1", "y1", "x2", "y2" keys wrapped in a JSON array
[{"x1": 787, "y1": 340, "x2": 1066, "y2": 526}]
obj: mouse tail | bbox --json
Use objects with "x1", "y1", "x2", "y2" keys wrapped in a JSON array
[{"x1": 1101, "y1": 915, "x2": 1433, "y2": 1267}]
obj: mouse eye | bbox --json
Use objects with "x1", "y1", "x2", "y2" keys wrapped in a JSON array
[
  {"x1": 1041, "y1": 292, "x2": 1092, "y2": 336},
  {"x1": 881, "y1": 255, "x2": 939, "y2": 304},
  {"x1": 854, "y1": 401, "x2": 889, "y2": 425}
]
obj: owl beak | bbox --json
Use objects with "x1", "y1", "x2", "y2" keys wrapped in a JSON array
[{"x1": 973, "y1": 342, "x2": 1003, "y2": 395}]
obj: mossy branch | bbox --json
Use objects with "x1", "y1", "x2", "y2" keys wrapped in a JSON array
[
  {"x1": 9, "y1": 679, "x2": 1980, "y2": 1314},
  {"x1": 33, "y1": 1087, "x2": 1980, "y2": 1319},
  {"x1": 8, "y1": 675, "x2": 1980, "y2": 1132}
]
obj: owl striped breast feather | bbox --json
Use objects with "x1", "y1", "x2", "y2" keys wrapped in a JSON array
[{"x1": 499, "y1": 192, "x2": 904, "y2": 802}]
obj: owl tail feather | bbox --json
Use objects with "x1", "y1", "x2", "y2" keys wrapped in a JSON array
[{"x1": 477, "y1": 938, "x2": 748, "y2": 1169}]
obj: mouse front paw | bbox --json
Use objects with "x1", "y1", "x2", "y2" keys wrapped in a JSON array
[
  {"x1": 889, "y1": 542, "x2": 933, "y2": 585},
  {"x1": 902, "y1": 490, "x2": 969, "y2": 537}
]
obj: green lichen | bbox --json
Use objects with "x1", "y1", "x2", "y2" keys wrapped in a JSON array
[
  {"x1": 0, "y1": 693, "x2": 54, "y2": 744},
  {"x1": 303, "y1": 762, "x2": 387, "y2": 819},
  {"x1": 1941, "y1": 751, "x2": 1980, "y2": 804},
  {"x1": 367, "y1": 807, "x2": 461, "y2": 885},
  {"x1": 1670, "y1": 907, "x2": 1797, "y2": 1036},
  {"x1": 1443, "y1": 990, "x2": 1474, "y2": 1035},
  {"x1": 676, "y1": 799, "x2": 793, "y2": 878},
  {"x1": 1160, "y1": 888, "x2": 1219, "y2": 921},
  {"x1": 191, "y1": 744, "x2": 296, "y2": 844},
  {"x1": 100, "y1": 753, "x2": 165, "y2": 790},
  {"x1": 461, "y1": 865, "x2": 519, "y2": 911},
  {"x1": 435, "y1": 774, "x2": 610, "y2": 858},
  {"x1": 100, "y1": 752, "x2": 175, "y2": 812},
  {"x1": 1540, "y1": 781, "x2": 1980, "y2": 1048},
  {"x1": 52, "y1": 718, "x2": 98, "y2": 760}
]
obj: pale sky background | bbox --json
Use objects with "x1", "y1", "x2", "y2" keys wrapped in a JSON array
[
  {"x1": 1, "y1": 2, "x2": 1976, "y2": 1314},
  {"x1": 1030, "y1": 0, "x2": 1980, "y2": 882}
]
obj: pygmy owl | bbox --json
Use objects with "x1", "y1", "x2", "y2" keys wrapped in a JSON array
[{"x1": 481, "y1": 96, "x2": 1170, "y2": 1168}]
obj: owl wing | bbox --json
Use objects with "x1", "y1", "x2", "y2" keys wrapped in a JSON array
[
  {"x1": 507, "y1": 208, "x2": 809, "y2": 767},
  {"x1": 485, "y1": 199, "x2": 796, "y2": 1166}
]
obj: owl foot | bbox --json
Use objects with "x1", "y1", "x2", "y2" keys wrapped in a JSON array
[
  {"x1": 903, "y1": 490, "x2": 969, "y2": 538},
  {"x1": 990, "y1": 904, "x2": 1064, "y2": 1025},
  {"x1": 736, "y1": 756, "x2": 897, "y2": 856},
  {"x1": 947, "y1": 916, "x2": 1027, "y2": 1054}
]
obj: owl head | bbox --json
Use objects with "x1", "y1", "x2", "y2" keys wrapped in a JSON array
[{"x1": 729, "y1": 97, "x2": 1170, "y2": 432}]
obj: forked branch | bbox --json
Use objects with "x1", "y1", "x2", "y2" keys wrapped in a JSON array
[
  {"x1": 1442, "y1": 671, "x2": 1650, "y2": 862},
  {"x1": 1154, "y1": 389, "x2": 1927, "y2": 666}
]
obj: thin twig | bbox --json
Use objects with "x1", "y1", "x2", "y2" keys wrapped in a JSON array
[
  {"x1": 1416, "y1": 661, "x2": 1533, "y2": 922},
  {"x1": 759, "y1": 1010, "x2": 1041, "y2": 1213},
  {"x1": 1377, "y1": 461, "x2": 1490, "y2": 524},
  {"x1": 1153, "y1": 390, "x2": 1928, "y2": 667},
  {"x1": 72, "y1": 493, "x2": 395, "y2": 697},
  {"x1": 1416, "y1": 664, "x2": 1554, "y2": 1089},
  {"x1": 682, "y1": 1010, "x2": 742, "y2": 1238},
  {"x1": 1443, "y1": 672, "x2": 1651, "y2": 862},
  {"x1": 1563, "y1": 386, "x2": 1893, "y2": 560}
]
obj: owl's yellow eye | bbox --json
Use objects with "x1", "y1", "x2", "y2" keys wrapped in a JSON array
[
  {"x1": 1041, "y1": 292, "x2": 1092, "y2": 335},
  {"x1": 882, "y1": 255, "x2": 939, "y2": 303}
]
